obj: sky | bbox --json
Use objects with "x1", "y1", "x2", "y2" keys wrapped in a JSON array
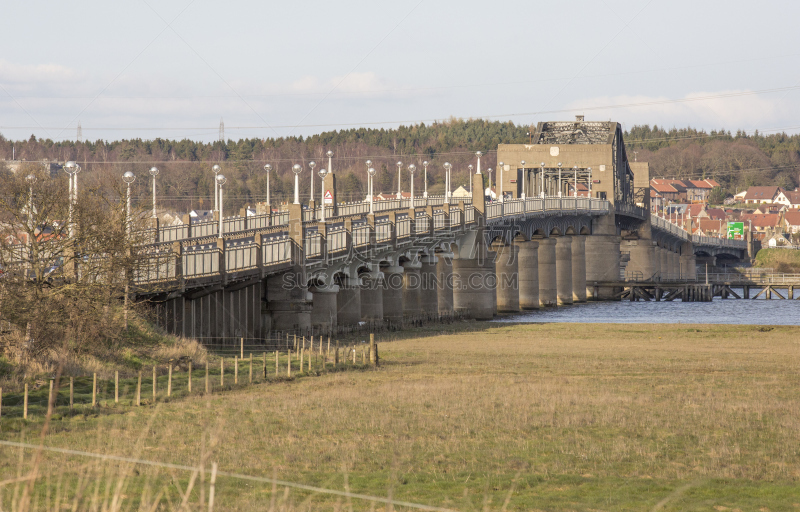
[{"x1": 1, "y1": 0, "x2": 799, "y2": 143}]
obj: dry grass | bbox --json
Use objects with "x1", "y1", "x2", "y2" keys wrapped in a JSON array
[{"x1": 1, "y1": 323, "x2": 799, "y2": 511}]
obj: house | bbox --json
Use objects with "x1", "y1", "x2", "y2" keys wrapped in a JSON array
[
  {"x1": 753, "y1": 204, "x2": 783, "y2": 215},
  {"x1": 650, "y1": 179, "x2": 682, "y2": 202},
  {"x1": 451, "y1": 186, "x2": 471, "y2": 198},
  {"x1": 650, "y1": 178, "x2": 720, "y2": 203},
  {"x1": 567, "y1": 183, "x2": 590, "y2": 198},
  {"x1": 783, "y1": 211, "x2": 800, "y2": 234},
  {"x1": 650, "y1": 189, "x2": 664, "y2": 211},
  {"x1": 189, "y1": 210, "x2": 215, "y2": 223},
  {"x1": 743, "y1": 186, "x2": 783, "y2": 204},
  {"x1": 773, "y1": 190, "x2": 800, "y2": 208},
  {"x1": 765, "y1": 233, "x2": 791, "y2": 247},
  {"x1": 740, "y1": 213, "x2": 781, "y2": 238},
  {"x1": 694, "y1": 218, "x2": 727, "y2": 236}
]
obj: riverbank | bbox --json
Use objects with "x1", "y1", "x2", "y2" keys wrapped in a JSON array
[{"x1": 1, "y1": 322, "x2": 798, "y2": 511}]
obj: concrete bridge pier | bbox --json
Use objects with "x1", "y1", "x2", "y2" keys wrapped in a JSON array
[
  {"x1": 360, "y1": 269, "x2": 384, "y2": 322},
  {"x1": 518, "y1": 240, "x2": 540, "y2": 309},
  {"x1": 571, "y1": 235, "x2": 587, "y2": 303},
  {"x1": 680, "y1": 241, "x2": 697, "y2": 280},
  {"x1": 537, "y1": 238, "x2": 557, "y2": 307},
  {"x1": 310, "y1": 282, "x2": 339, "y2": 331},
  {"x1": 585, "y1": 214, "x2": 620, "y2": 300},
  {"x1": 452, "y1": 256, "x2": 496, "y2": 320},
  {"x1": 436, "y1": 253, "x2": 454, "y2": 315},
  {"x1": 382, "y1": 265, "x2": 405, "y2": 322},
  {"x1": 494, "y1": 243, "x2": 520, "y2": 312},
  {"x1": 657, "y1": 247, "x2": 667, "y2": 278},
  {"x1": 419, "y1": 254, "x2": 440, "y2": 315},
  {"x1": 622, "y1": 239, "x2": 655, "y2": 281},
  {"x1": 267, "y1": 271, "x2": 312, "y2": 332},
  {"x1": 669, "y1": 251, "x2": 681, "y2": 278},
  {"x1": 402, "y1": 259, "x2": 423, "y2": 316},
  {"x1": 555, "y1": 237, "x2": 573, "y2": 305},
  {"x1": 336, "y1": 275, "x2": 362, "y2": 326}
]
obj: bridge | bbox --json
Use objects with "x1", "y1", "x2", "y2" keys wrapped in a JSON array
[{"x1": 133, "y1": 117, "x2": 748, "y2": 340}]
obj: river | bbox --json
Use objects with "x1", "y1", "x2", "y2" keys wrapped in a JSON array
[{"x1": 492, "y1": 289, "x2": 800, "y2": 325}]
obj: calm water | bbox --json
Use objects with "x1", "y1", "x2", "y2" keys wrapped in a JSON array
[{"x1": 493, "y1": 289, "x2": 800, "y2": 325}]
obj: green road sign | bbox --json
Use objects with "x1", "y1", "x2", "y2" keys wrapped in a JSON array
[{"x1": 727, "y1": 221, "x2": 744, "y2": 240}]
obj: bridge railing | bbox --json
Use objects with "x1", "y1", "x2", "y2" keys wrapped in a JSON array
[
  {"x1": 183, "y1": 245, "x2": 220, "y2": 278},
  {"x1": 263, "y1": 236, "x2": 290, "y2": 265},
  {"x1": 225, "y1": 240, "x2": 258, "y2": 272}
]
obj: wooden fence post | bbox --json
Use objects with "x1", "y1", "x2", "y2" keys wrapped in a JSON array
[
  {"x1": 48, "y1": 379, "x2": 54, "y2": 416},
  {"x1": 205, "y1": 362, "x2": 209, "y2": 394},
  {"x1": 353, "y1": 346, "x2": 356, "y2": 364},
  {"x1": 115, "y1": 371, "x2": 119, "y2": 404},
  {"x1": 234, "y1": 356, "x2": 239, "y2": 385},
  {"x1": 220, "y1": 358, "x2": 224, "y2": 387},
  {"x1": 168, "y1": 363, "x2": 173, "y2": 397},
  {"x1": 136, "y1": 372, "x2": 141, "y2": 406},
  {"x1": 92, "y1": 373, "x2": 97, "y2": 407},
  {"x1": 275, "y1": 351, "x2": 279, "y2": 376},
  {"x1": 240, "y1": 337, "x2": 244, "y2": 359},
  {"x1": 23, "y1": 383, "x2": 28, "y2": 419}
]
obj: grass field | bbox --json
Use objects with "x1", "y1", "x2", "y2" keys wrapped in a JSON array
[{"x1": 1, "y1": 322, "x2": 799, "y2": 511}]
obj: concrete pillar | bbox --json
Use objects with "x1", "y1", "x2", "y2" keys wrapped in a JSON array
[
  {"x1": 622, "y1": 239, "x2": 655, "y2": 281},
  {"x1": 310, "y1": 283, "x2": 339, "y2": 331},
  {"x1": 402, "y1": 259, "x2": 423, "y2": 316},
  {"x1": 452, "y1": 257, "x2": 496, "y2": 320},
  {"x1": 555, "y1": 237, "x2": 573, "y2": 305},
  {"x1": 336, "y1": 275, "x2": 362, "y2": 326},
  {"x1": 518, "y1": 240, "x2": 540, "y2": 309},
  {"x1": 360, "y1": 270, "x2": 384, "y2": 322},
  {"x1": 571, "y1": 235, "x2": 587, "y2": 303},
  {"x1": 655, "y1": 246, "x2": 665, "y2": 278},
  {"x1": 419, "y1": 254, "x2": 440, "y2": 316},
  {"x1": 382, "y1": 265, "x2": 404, "y2": 322},
  {"x1": 669, "y1": 251, "x2": 681, "y2": 278},
  {"x1": 266, "y1": 271, "x2": 312, "y2": 332},
  {"x1": 494, "y1": 243, "x2": 520, "y2": 312},
  {"x1": 537, "y1": 238, "x2": 557, "y2": 307},
  {"x1": 680, "y1": 241, "x2": 697, "y2": 280},
  {"x1": 436, "y1": 253, "x2": 454, "y2": 315},
  {"x1": 585, "y1": 235, "x2": 621, "y2": 299}
]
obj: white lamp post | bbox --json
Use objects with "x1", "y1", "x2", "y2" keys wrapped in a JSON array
[
  {"x1": 149, "y1": 166, "x2": 159, "y2": 218},
  {"x1": 498, "y1": 161, "x2": 504, "y2": 204},
  {"x1": 318, "y1": 168, "x2": 328, "y2": 222},
  {"x1": 540, "y1": 162, "x2": 546, "y2": 198},
  {"x1": 365, "y1": 160, "x2": 372, "y2": 201},
  {"x1": 216, "y1": 174, "x2": 226, "y2": 238},
  {"x1": 520, "y1": 160, "x2": 526, "y2": 199},
  {"x1": 122, "y1": 171, "x2": 136, "y2": 235},
  {"x1": 422, "y1": 161, "x2": 429, "y2": 198},
  {"x1": 309, "y1": 161, "x2": 316, "y2": 206},
  {"x1": 292, "y1": 164, "x2": 302, "y2": 205},
  {"x1": 264, "y1": 164, "x2": 272, "y2": 205},
  {"x1": 368, "y1": 167, "x2": 376, "y2": 214},
  {"x1": 64, "y1": 161, "x2": 80, "y2": 237},
  {"x1": 408, "y1": 164, "x2": 416, "y2": 207},
  {"x1": 326, "y1": 150, "x2": 334, "y2": 174},
  {"x1": 396, "y1": 161, "x2": 403, "y2": 199},
  {"x1": 212, "y1": 164, "x2": 221, "y2": 212},
  {"x1": 557, "y1": 162, "x2": 563, "y2": 197},
  {"x1": 476, "y1": 151, "x2": 482, "y2": 174},
  {"x1": 443, "y1": 162, "x2": 452, "y2": 203},
  {"x1": 468, "y1": 165, "x2": 473, "y2": 194}
]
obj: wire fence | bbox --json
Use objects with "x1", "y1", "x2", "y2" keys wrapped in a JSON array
[{"x1": 0, "y1": 335, "x2": 381, "y2": 420}]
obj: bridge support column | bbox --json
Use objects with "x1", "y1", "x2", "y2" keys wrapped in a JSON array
[
  {"x1": 494, "y1": 243, "x2": 520, "y2": 312},
  {"x1": 336, "y1": 275, "x2": 362, "y2": 326},
  {"x1": 680, "y1": 242, "x2": 697, "y2": 280},
  {"x1": 267, "y1": 270, "x2": 312, "y2": 332},
  {"x1": 436, "y1": 253, "x2": 454, "y2": 315},
  {"x1": 669, "y1": 251, "x2": 681, "y2": 279},
  {"x1": 402, "y1": 259, "x2": 423, "y2": 317},
  {"x1": 382, "y1": 265, "x2": 404, "y2": 323},
  {"x1": 310, "y1": 283, "x2": 339, "y2": 332},
  {"x1": 419, "y1": 254, "x2": 439, "y2": 317},
  {"x1": 657, "y1": 247, "x2": 667, "y2": 279},
  {"x1": 555, "y1": 237, "x2": 573, "y2": 305},
  {"x1": 360, "y1": 269, "x2": 384, "y2": 322},
  {"x1": 571, "y1": 235, "x2": 587, "y2": 303},
  {"x1": 452, "y1": 256, "x2": 496, "y2": 320},
  {"x1": 585, "y1": 235, "x2": 621, "y2": 300},
  {"x1": 622, "y1": 239, "x2": 655, "y2": 281},
  {"x1": 537, "y1": 238, "x2": 557, "y2": 307},
  {"x1": 518, "y1": 241, "x2": 539, "y2": 309}
]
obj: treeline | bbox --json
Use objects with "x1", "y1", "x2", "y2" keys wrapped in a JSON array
[
  {"x1": 1, "y1": 120, "x2": 798, "y2": 213},
  {"x1": 625, "y1": 125, "x2": 800, "y2": 193}
]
